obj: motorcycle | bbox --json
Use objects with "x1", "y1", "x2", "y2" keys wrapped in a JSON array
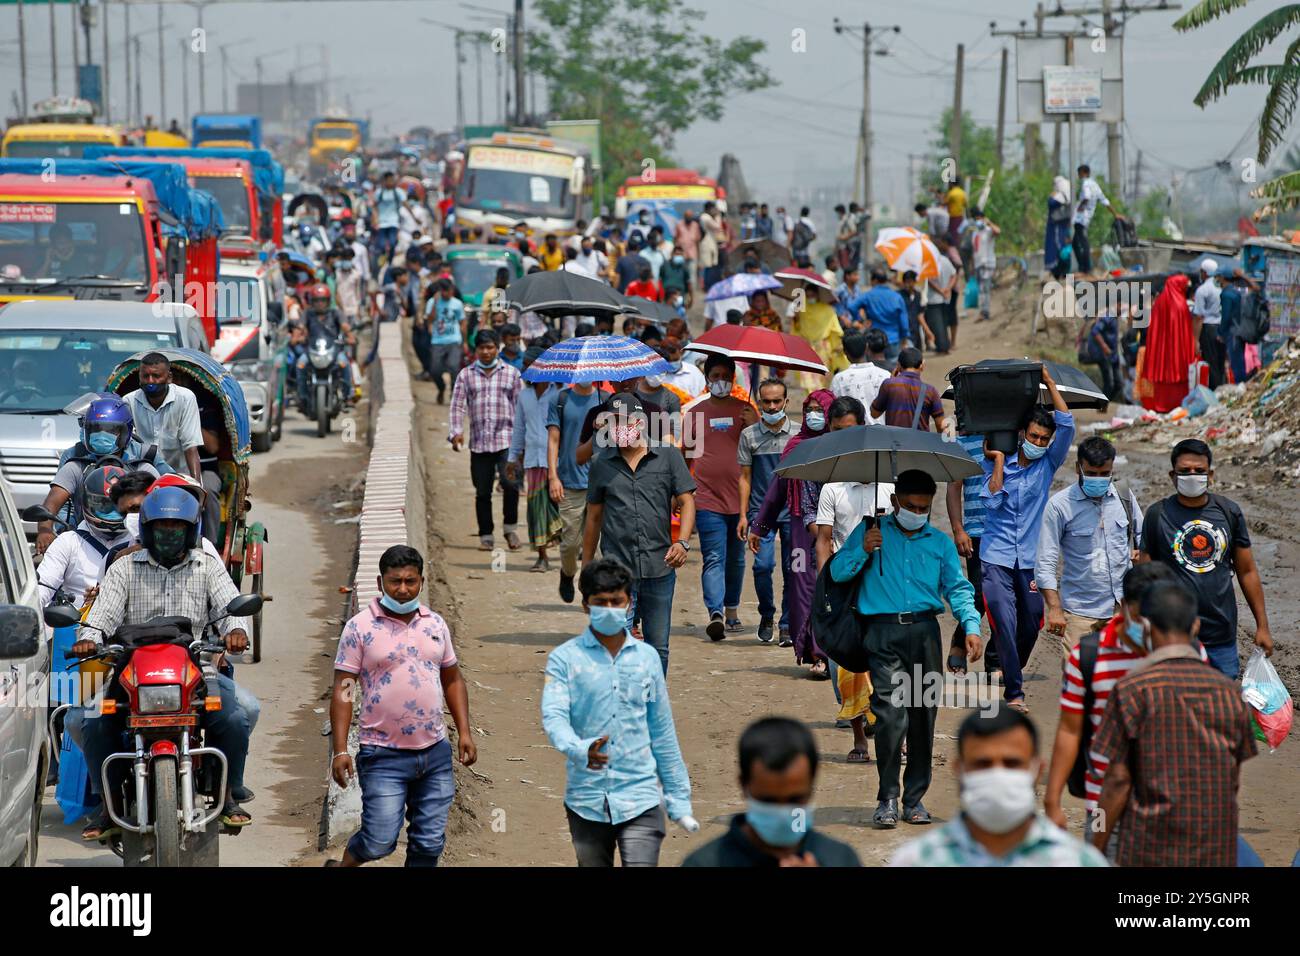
[
  {"x1": 299, "y1": 335, "x2": 349, "y2": 437},
  {"x1": 45, "y1": 593, "x2": 262, "y2": 867}
]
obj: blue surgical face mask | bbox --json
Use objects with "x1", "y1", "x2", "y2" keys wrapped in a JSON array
[
  {"x1": 1021, "y1": 439, "x2": 1048, "y2": 461},
  {"x1": 87, "y1": 431, "x2": 119, "y2": 455},
  {"x1": 476, "y1": 358, "x2": 499, "y2": 371},
  {"x1": 672, "y1": 255, "x2": 684, "y2": 265},
  {"x1": 668, "y1": 360, "x2": 683, "y2": 373},
  {"x1": 1080, "y1": 475, "x2": 1112, "y2": 498},
  {"x1": 141, "y1": 381, "x2": 166, "y2": 397},
  {"x1": 804, "y1": 410, "x2": 826, "y2": 432},
  {"x1": 1122, "y1": 613, "x2": 1150, "y2": 652},
  {"x1": 760, "y1": 408, "x2": 786, "y2": 425},
  {"x1": 378, "y1": 585, "x2": 421, "y2": 616},
  {"x1": 588, "y1": 605, "x2": 628, "y2": 636},
  {"x1": 894, "y1": 507, "x2": 930, "y2": 532},
  {"x1": 745, "y1": 799, "x2": 813, "y2": 848}
]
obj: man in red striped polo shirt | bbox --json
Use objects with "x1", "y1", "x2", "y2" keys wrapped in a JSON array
[{"x1": 1042, "y1": 562, "x2": 1206, "y2": 854}]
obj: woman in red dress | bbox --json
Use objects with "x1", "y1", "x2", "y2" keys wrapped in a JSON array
[{"x1": 1137, "y1": 273, "x2": 1196, "y2": 412}]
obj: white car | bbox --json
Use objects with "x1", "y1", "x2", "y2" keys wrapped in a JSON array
[{"x1": 0, "y1": 476, "x2": 49, "y2": 866}]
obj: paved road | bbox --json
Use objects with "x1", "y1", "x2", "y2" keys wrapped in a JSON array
[{"x1": 37, "y1": 406, "x2": 365, "y2": 867}]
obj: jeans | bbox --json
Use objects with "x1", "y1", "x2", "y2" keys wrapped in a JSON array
[
  {"x1": 469, "y1": 450, "x2": 520, "y2": 538},
  {"x1": 628, "y1": 571, "x2": 677, "y2": 675},
  {"x1": 1199, "y1": 324, "x2": 1227, "y2": 390},
  {"x1": 926, "y1": 303, "x2": 950, "y2": 352},
  {"x1": 1204, "y1": 641, "x2": 1240, "y2": 680},
  {"x1": 696, "y1": 509, "x2": 745, "y2": 617},
  {"x1": 883, "y1": 340, "x2": 903, "y2": 365},
  {"x1": 981, "y1": 562, "x2": 1044, "y2": 702},
  {"x1": 565, "y1": 804, "x2": 665, "y2": 867},
  {"x1": 411, "y1": 324, "x2": 433, "y2": 376},
  {"x1": 1226, "y1": 331, "x2": 1248, "y2": 385},
  {"x1": 372, "y1": 227, "x2": 399, "y2": 274},
  {"x1": 346, "y1": 738, "x2": 454, "y2": 866},
  {"x1": 752, "y1": 519, "x2": 791, "y2": 627},
  {"x1": 429, "y1": 343, "x2": 462, "y2": 395},
  {"x1": 77, "y1": 672, "x2": 250, "y2": 797},
  {"x1": 976, "y1": 265, "x2": 994, "y2": 318}
]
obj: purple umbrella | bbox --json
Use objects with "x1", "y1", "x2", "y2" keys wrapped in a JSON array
[{"x1": 703, "y1": 272, "x2": 783, "y2": 302}]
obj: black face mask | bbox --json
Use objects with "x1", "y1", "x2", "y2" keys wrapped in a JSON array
[{"x1": 149, "y1": 526, "x2": 189, "y2": 566}]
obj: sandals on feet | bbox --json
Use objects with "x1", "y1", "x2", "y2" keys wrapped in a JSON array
[
  {"x1": 903, "y1": 802, "x2": 932, "y2": 825},
  {"x1": 847, "y1": 748, "x2": 871, "y2": 764},
  {"x1": 808, "y1": 660, "x2": 830, "y2": 680},
  {"x1": 220, "y1": 801, "x2": 252, "y2": 828},
  {"x1": 873, "y1": 799, "x2": 899, "y2": 829},
  {"x1": 504, "y1": 531, "x2": 522, "y2": 551}
]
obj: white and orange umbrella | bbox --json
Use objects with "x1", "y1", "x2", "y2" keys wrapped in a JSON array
[{"x1": 874, "y1": 226, "x2": 944, "y2": 281}]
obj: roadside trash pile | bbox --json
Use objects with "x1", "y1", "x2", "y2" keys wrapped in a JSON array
[{"x1": 1082, "y1": 340, "x2": 1300, "y2": 483}]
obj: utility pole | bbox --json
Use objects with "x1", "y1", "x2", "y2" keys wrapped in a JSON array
[
  {"x1": 180, "y1": 38, "x2": 190, "y2": 129},
  {"x1": 158, "y1": 4, "x2": 166, "y2": 128},
  {"x1": 1023, "y1": 4, "x2": 1045, "y2": 169},
  {"x1": 71, "y1": 1, "x2": 79, "y2": 82},
  {"x1": 221, "y1": 46, "x2": 229, "y2": 112},
  {"x1": 995, "y1": 46, "x2": 1008, "y2": 172},
  {"x1": 951, "y1": 43, "x2": 965, "y2": 181},
  {"x1": 513, "y1": 0, "x2": 525, "y2": 126},
  {"x1": 18, "y1": 0, "x2": 30, "y2": 118},
  {"x1": 1103, "y1": 0, "x2": 1123, "y2": 191},
  {"x1": 124, "y1": 0, "x2": 131, "y2": 125},
  {"x1": 102, "y1": 0, "x2": 110, "y2": 122},
  {"x1": 49, "y1": 0, "x2": 59, "y2": 96},
  {"x1": 197, "y1": 4, "x2": 206, "y2": 112},
  {"x1": 1132, "y1": 149, "x2": 1143, "y2": 204},
  {"x1": 834, "y1": 21, "x2": 899, "y2": 246},
  {"x1": 134, "y1": 36, "x2": 142, "y2": 126},
  {"x1": 456, "y1": 32, "x2": 466, "y2": 129},
  {"x1": 475, "y1": 36, "x2": 484, "y2": 124},
  {"x1": 256, "y1": 56, "x2": 264, "y2": 120}
]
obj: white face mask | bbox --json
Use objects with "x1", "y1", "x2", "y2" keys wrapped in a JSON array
[
  {"x1": 707, "y1": 379, "x2": 732, "y2": 399},
  {"x1": 125, "y1": 512, "x2": 141, "y2": 541},
  {"x1": 960, "y1": 767, "x2": 1037, "y2": 835},
  {"x1": 1175, "y1": 473, "x2": 1209, "y2": 497}
]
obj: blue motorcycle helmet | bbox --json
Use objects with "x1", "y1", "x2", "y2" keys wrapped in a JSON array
[
  {"x1": 82, "y1": 396, "x2": 133, "y2": 458},
  {"x1": 80, "y1": 464, "x2": 127, "y2": 534},
  {"x1": 139, "y1": 486, "x2": 201, "y2": 566}
]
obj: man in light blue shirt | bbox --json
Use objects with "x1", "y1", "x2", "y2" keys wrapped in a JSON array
[
  {"x1": 426, "y1": 278, "x2": 466, "y2": 402},
  {"x1": 541, "y1": 558, "x2": 697, "y2": 866},
  {"x1": 1035, "y1": 436, "x2": 1142, "y2": 662},
  {"x1": 370, "y1": 171, "x2": 407, "y2": 270},
  {"x1": 507, "y1": 346, "x2": 559, "y2": 571},
  {"x1": 979, "y1": 366, "x2": 1075, "y2": 706},
  {"x1": 847, "y1": 270, "x2": 911, "y2": 362},
  {"x1": 830, "y1": 469, "x2": 981, "y2": 829}
]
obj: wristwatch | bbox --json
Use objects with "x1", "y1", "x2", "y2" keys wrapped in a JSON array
[{"x1": 677, "y1": 540, "x2": 691, "y2": 552}]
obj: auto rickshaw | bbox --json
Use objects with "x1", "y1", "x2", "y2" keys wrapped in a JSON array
[{"x1": 106, "y1": 348, "x2": 270, "y2": 662}]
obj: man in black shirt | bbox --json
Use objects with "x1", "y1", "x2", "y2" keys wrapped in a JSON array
[
  {"x1": 1141, "y1": 438, "x2": 1273, "y2": 678},
  {"x1": 683, "y1": 717, "x2": 860, "y2": 867}
]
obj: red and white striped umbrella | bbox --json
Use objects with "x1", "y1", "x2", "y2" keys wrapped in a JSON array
[{"x1": 874, "y1": 226, "x2": 943, "y2": 281}]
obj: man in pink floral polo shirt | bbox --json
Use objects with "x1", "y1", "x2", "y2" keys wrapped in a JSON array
[{"x1": 327, "y1": 545, "x2": 476, "y2": 867}]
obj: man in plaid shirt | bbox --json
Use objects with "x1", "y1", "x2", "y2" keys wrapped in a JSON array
[
  {"x1": 449, "y1": 327, "x2": 524, "y2": 551},
  {"x1": 72, "y1": 487, "x2": 256, "y2": 836}
]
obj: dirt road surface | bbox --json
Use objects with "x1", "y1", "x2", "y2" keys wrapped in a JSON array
[
  {"x1": 417, "y1": 295, "x2": 1299, "y2": 868},
  {"x1": 37, "y1": 402, "x2": 366, "y2": 867}
]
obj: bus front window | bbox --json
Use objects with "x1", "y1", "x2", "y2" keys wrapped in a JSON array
[{"x1": 0, "y1": 202, "x2": 149, "y2": 284}]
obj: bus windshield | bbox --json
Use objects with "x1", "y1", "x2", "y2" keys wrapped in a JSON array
[
  {"x1": 194, "y1": 174, "x2": 252, "y2": 233},
  {"x1": 0, "y1": 201, "x2": 149, "y2": 284},
  {"x1": 458, "y1": 167, "x2": 573, "y2": 219}
]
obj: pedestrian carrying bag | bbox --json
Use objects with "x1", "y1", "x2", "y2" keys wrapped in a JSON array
[
  {"x1": 1067, "y1": 628, "x2": 1102, "y2": 798},
  {"x1": 1236, "y1": 291, "x2": 1270, "y2": 345},
  {"x1": 964, "y1": 276, "x2": 980, "y2": 309},
  {"x1": 810, "y1": 518, "x2": 872, "y2": 673}
]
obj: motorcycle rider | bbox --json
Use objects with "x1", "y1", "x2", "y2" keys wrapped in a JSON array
[
  {"x1": 296, "y1": 282, "x2": 354, "y2": 411},
  {"x1": 36, "y1": 396, "x2": 171, "y2": 554},
  {"x1": 37, "y1": 465, "x2": 136, "y2": 610},
  {"x1": 71, "y1": 486, "x2": 256, "y2": 839}
]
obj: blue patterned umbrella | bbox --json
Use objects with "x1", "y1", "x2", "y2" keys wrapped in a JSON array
[
  {"x1": 522, "y1": 335, "x2": 671, "y2": 384},
  {"x1": 703, "y1": 272, "x2": 782, "y2": 302}
]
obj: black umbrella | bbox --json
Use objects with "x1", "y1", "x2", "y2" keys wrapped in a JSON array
[
  {"x1": 776, "y1": 424, "x2": 981, "y2": 576},
  {"x1": 940, "y1": 358, "x2": 1108, "y2": 410},
  {"x1": 504, "y1": 270, "x2": 642, "y2": 317},
  {"x1": 775, "y1": 424, "x2": 983, "y2": 485},
  {"x1": 627, "y1": 297, "x2": 680, "y2": 325}
]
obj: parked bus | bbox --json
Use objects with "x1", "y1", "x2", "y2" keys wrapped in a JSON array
[{"x1": 614, "y1": 169, "x2": 726, "y2": 237}]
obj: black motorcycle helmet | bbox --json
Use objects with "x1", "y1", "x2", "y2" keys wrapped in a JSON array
[{"x1": 81, "y1": 464, "x2": 127, "y2": 534}]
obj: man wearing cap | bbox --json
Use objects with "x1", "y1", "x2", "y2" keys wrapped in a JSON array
[
  {"x1": 582, "y1": 393, "x2": 697, "y2": 675},
  {"x1": 1192, "y1": 258, "x2": 1225, "y2": 389}
]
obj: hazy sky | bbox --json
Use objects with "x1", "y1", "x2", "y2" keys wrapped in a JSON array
[{"x1": 1, "y1": 0, "x2": 1291, "y2": 211}]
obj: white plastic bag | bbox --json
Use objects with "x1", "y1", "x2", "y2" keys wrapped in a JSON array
[{"x1": 1241, "y1": 649, "x2": 1294, "y2": 752}]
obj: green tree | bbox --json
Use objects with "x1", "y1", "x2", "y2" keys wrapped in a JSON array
[
  {"x1": 1175, "y1": 0, "x2": 1300, "y2": 163},
  {"x1": 528, "y1": 0, "x2": 774, "y2": 202},
  {"x1": 920, "y1": 108, "x2": 1001, "y2": 196}
]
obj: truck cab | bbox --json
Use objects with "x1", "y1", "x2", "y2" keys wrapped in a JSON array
[
  {"x1": 212, "y1": 260, "x2": 285, "y2": 453},
  {"x1": 191, "y1": 114, "x2": 263, "y2": 150},
  {"x1": 1, "y1": 122, "x2": 124, "y2": 159},
  {"x1": 308, "y1": 118, "x2": 367, "y2": 179}
]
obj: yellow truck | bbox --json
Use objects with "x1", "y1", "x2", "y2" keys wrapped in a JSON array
[
  {"x1": 1, "y1": 122, "x2": 123, "y2": 159},
  {"x1": 308, "y1": 117, "x2": 367, "y2": 178}
]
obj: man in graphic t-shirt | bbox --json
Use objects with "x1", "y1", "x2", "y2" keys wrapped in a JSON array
[{"x1": 1141, "y1": 438, "x2": 1273, "y2": 679}]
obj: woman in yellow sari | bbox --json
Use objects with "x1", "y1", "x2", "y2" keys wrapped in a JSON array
[{"x1": 792, "y1": 283, "x2": 847, "y2": 391}]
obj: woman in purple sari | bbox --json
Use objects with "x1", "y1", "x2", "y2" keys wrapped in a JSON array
[{"x1": 749, "y1": 388, "x2": 834, "y2": 678}]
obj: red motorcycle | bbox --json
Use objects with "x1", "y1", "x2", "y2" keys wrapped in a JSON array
[{"x1": 47, "y1": 593, "x2": 261, "y2": 867}]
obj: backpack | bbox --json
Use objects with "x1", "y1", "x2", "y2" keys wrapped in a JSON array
[
  {"x1": 1236, "y1": 290, "x2": 1270, "y2": 345},
  {"x1": 793, "y1": 220, "x2": 815, "y2": 249},
  {"x1": 810, "y1": 519, "x2": 873, "y2": 673},
  {"x1": 1066, "y1": 627, "x2": 1102, "y2": 798}
]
